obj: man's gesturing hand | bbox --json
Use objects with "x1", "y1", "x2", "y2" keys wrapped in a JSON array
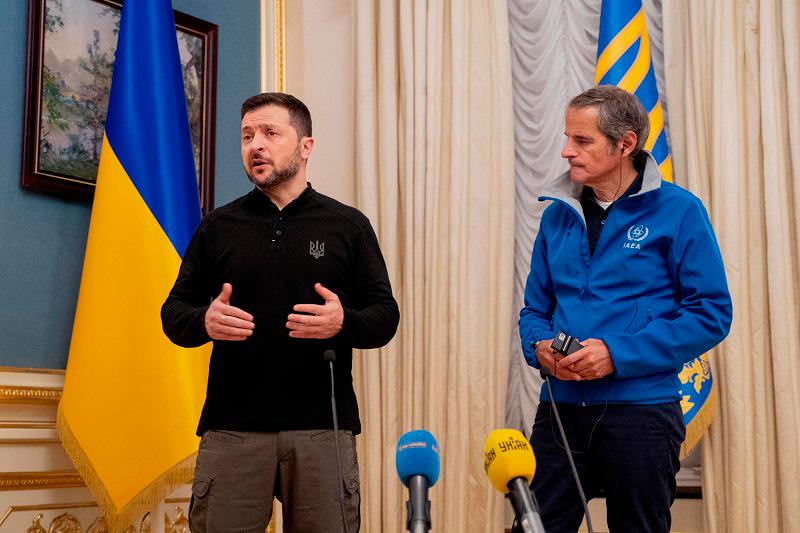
[
  {"x1": 536, "y1": 339, "x2": 582, "y2": 381},
  {"x1": 204, "y1": 283, "x2": 255, "y2": 341},
  {"x1": 287, "y1": 283, "x2": 344, "y2": 339},
  {"x1": 556, "y1": 338, "x2": 615, "y2": 380}
]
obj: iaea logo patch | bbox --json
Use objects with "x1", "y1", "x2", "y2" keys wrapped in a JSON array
[{"x1": 627, "y1": 224, "x2": 649, "y2": 242}]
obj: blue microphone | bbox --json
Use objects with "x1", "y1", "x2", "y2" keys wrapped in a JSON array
[{"x1": 396, "y1": 430, "x2": 440, "y2": 533}]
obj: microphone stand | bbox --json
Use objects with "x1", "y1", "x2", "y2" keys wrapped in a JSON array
[
  {"x1": 540, "y1": 365, "x2": 594, "y2": 533},
  {"x1": 406, "y1": 475, "x2": 432, "y2": 533},
  {"x1": 507, "y1": 477, "x2": 546, "y2": 533},
  {"x1": 324, "y1": 349, "x2": 350, "y2": 533}
]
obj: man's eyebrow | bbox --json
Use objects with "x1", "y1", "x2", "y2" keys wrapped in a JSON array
[{"x1": 241, "y1": 122, "x2": 278, "y2": 131}]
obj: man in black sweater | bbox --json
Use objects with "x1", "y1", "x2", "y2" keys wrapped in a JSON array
[{"x1": 161, "y1": 93, "x2": 398, "y2": 533}]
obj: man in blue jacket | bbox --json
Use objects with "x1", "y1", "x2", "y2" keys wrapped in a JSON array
[{"x1": 518, "y1": 86, "x2": 732, "y2": 532}]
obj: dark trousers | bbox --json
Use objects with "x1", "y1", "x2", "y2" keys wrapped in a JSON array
[
  {"x1": 527, "y1": 401, "x2": 685, "y2": 533},
  {"x1": 188, "y1": 430, "x2": 360, "y2": 533}
]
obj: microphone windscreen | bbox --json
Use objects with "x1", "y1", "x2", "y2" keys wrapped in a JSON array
[
  {"x1": 483, "y1": 429, "x2": 536, "y2": 494},
  {"x1": 396, "y1": 429, "x2": 440, "y2": 487},
  {"x1": 323, "y1": 349, "x2": 336, "y2": 362}
]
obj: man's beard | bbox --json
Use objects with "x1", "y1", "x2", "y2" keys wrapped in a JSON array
[{"x1": 247, "y1": 144, "x2": 302, "y2": 193}]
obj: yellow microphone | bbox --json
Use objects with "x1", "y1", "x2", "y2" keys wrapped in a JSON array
[{"x1": 484, "y1": 429, "x2": 545, "y2": 533}]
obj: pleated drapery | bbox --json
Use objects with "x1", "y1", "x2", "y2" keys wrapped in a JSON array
[
  {"x1": 354, "y1": 0, "x2": 516, "y2": 531},
  {"x1": 663, "y1": 1, "x2": 800, "y2": 531}
]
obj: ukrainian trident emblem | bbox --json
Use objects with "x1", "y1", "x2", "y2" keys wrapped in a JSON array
[{"x1": 309, "y1": 240, "x2": 325, "y2": 259}]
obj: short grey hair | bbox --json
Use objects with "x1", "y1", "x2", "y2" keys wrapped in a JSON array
[{"x1": 568, "y1": 85, "x2": 650, "y2": 157}]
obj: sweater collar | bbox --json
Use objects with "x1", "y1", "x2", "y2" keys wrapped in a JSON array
[{"x1": 246, "y1": 182, "x2": 316, "y2": 213}]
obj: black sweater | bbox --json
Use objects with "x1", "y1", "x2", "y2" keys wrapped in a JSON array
[{"x1": 161, "y1": 184, "x2": 399, "y2": 435}]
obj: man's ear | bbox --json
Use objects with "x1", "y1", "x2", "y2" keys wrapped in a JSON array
[
  {"x1": 301, "y1": 136, "x2": 315, "y2": 159},
  {"x1": 620, "y1": 131, "x2": 637, "y2": 157}
]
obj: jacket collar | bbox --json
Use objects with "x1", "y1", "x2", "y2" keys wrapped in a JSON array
[{"x1": 538, "y1": 151, "x2": 663, "y2": 223}]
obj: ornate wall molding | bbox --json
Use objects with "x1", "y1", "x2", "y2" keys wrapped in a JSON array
[
  {"x1": 1, "y1": 504, "x2": 191, "y2": 531},
  {"x1": 0, "y1": 502, "x2": 98, "y2": 529},
  {"x1": 0, "y1": 367, "x2": 64, "y2": 407},
  {"x1": 0, "y1": 385, "x2": 61, "y2": 405},
  {"x1": 0, "y1": 471, "x2": 84, "y2": 491},
  {"x1": 259, "y1": 0, "x2": 286, "y2": 92},
  {"x1": 0, "y1": 422, "x2": 56, "y2": 430},
  {"x1": 273, "y1": 0, "x2": 285, "y2": 92},
  {"x1": 163, "y1": 507, "x2": 188, "y2": 533},
  {"x1": 0, "y1": 366, "x2": 65, "y2": 375}
]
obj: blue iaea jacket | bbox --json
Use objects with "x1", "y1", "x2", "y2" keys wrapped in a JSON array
[{"x1": 519, "y1": 152, "x2": 732, "y2": 405}]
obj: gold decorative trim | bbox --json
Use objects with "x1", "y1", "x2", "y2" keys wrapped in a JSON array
[
  {"x1": 0, "y1": 471, "x2": 84, "y2": 491},
  {"x1": 0, "y1": 365, "x2": 65, "y2": 375},
  {"x1": 1, "y1": 501, "x2": 191, "y2": 531},
  {"x1": 164, "y1": 507, "x2": 188, "y2": 533},
  {"x1": 49, "y1": 512, "x2": 82, "y2": 532},
  {"x1": 0, "y1": 438, "x2": 62, "y2": 444},
  {"x1": 259, "y1": 0, "x2": 285, "y2": 92},
  {"x1": 274, "y1": 0, "x2": 285, "y2": 92},
  {"x1": 0, "y1": 385, "x2": 62, "y2": 404},
  {"x1": 0, "y1": 502, "x2": 97, "y2": 529},
  {"x1": 163, "y1": 498, "x2": 190, "y2": 504},
  {"x1": 0, "y1": 421, "x2": 56, "y2": 429}
]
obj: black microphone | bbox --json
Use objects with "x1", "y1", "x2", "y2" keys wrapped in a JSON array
[{"x1": 324, "y1": 349, "x2": 350, "y2": 533}]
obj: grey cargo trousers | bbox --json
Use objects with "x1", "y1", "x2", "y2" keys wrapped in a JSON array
[{"x1": 189, "y1": 429, "x2": 360, "y2": 533}]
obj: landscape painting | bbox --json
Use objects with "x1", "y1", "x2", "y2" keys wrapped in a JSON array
[{"x1": 21, "y1": 0, "x2": 218, "y2": 212}]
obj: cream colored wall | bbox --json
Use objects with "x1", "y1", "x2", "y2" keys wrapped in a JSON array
[{"x1": 285, "y1": 0, "x2": 356, "y2": 206}]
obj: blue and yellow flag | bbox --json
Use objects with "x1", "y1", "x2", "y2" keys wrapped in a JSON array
[
  {"x1": 595, "y1": 0, "x2": 714, "y2": 457},
  {"x1": 595, "y1": 0, "x2": 672, "y2": 181},
  {"x1": 57, "y1": 0, "x2": 210, "y2": 528}
]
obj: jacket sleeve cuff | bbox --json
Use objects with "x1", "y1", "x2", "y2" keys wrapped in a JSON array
[
  {"x1": 191, "y1": 306, "x2": 212, "y2": 345},
  {"x1": 339, "y1": 307, "x2": 357, "y2": 343},
  {"x1": 527, "y1": 348, "x2": 542, "y2": 369},
  {"x1": 522, "y1": 330, "x2": 553, "y2": 368},
  {"x1": 603, "y1": 334, "x2": 634, "y2": 378}
]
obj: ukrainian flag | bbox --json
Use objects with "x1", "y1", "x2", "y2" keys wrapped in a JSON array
[
  {"x1": 595, "y1": 0, "x2": 715, "y2": 457},
  {"x1": 57, "y1": 0, "x2": 210, "y2": 528}
]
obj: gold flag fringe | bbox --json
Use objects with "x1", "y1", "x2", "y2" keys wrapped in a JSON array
[
  {"x1": 679, "y1": 385, "x2": 717, "y2": 459},
  {"x1": 57, "y1": 405, "x2": 197, "y2": 532}
]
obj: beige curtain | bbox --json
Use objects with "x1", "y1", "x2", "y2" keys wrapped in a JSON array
[
  {"x1": 354, "y1": 0, "x2": 515, "y2": 531},
  {"x1": 663, "y1": 1, "x2": 800, "y2": 531}
]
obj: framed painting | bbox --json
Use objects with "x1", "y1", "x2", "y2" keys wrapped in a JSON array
[{"x1": 21, "y1": 0, "x2": 218, "y2": 213}]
